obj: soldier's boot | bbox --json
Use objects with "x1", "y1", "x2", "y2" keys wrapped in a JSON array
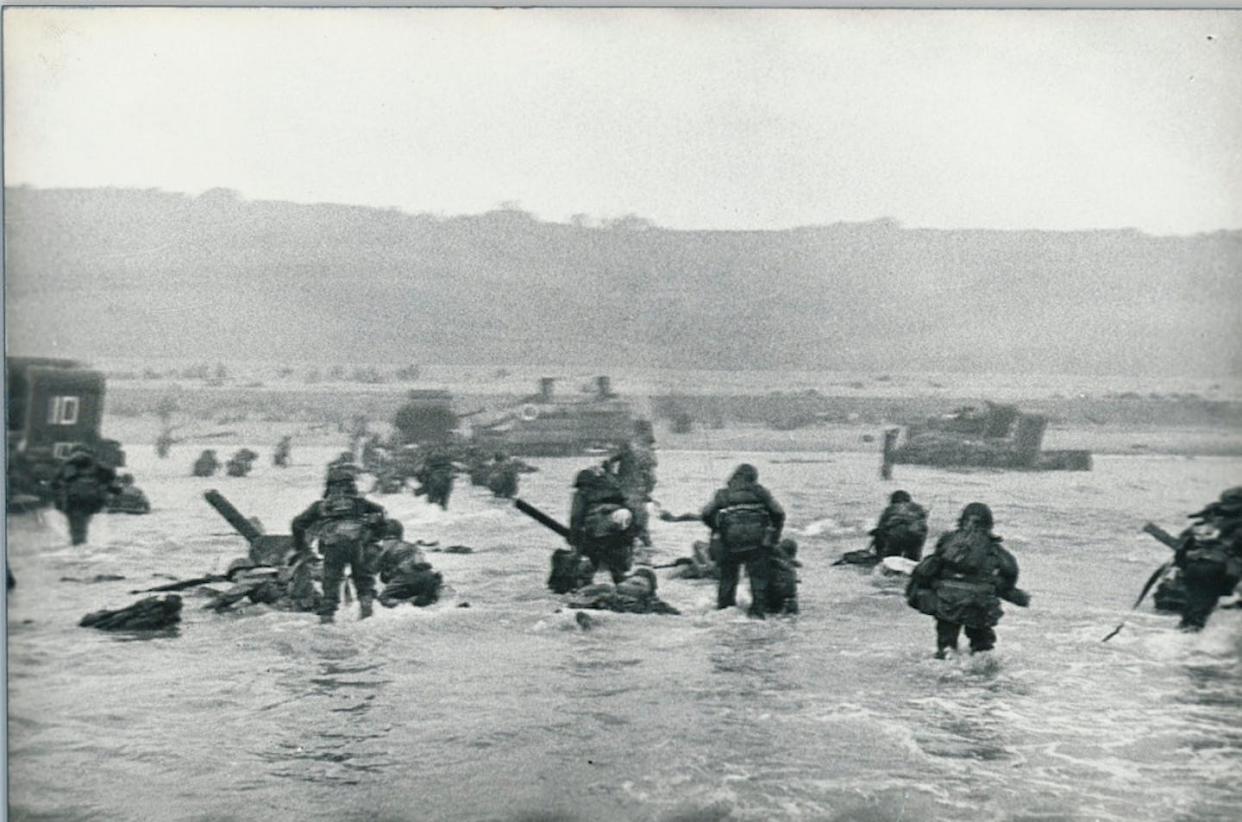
[{"x1": 359, "y1": 595, "x2": 374, "y2": 620}]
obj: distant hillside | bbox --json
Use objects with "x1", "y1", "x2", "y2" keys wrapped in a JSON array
[{"x1": 6, "y1": 186, "x2": 1240, "y2": 376}]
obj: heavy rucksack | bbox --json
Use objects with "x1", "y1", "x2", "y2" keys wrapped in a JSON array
[
  {"x1": 718, "y1": 503, "x2": 771, "y2": 553},
  {"x1": 886, "y1": 502, "x2": 928, "y2": 541},
  {"x1": 938, "y1": 528, "x2": 994, "y2": 576},
  {"x1": 64, "y1": 469, "x2": 105, "y2": 508},
  {"x1": 317, "y1": 493, "x2": 367, "y2": 549}
]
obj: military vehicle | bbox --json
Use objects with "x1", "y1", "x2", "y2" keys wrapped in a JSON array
[
  {"x1": 6, "y1": 356, "x2": 126, "y2": 506},
  {"x1": 470, "y1": 376, "x2": 638, "y2": 457},
  {"x1": 392, "y1": 389, "x2": 457, "y2": 446},
  {"x1": 883, "y1": 401, "x2": 1091, "y2": 471}
]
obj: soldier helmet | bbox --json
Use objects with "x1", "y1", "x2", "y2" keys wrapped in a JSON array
[
  {"x1": 778, "y1": 538, "x2": 799, "y2": 560},
  {"x1": 327, "y1": 464, "x2": 359, "y2": 484},
  {"x1": 1219, "y1": 486, "x2": 1242, "y2": 510},
  {"x1": 120, "y1": 473, "x2": 135, "y2": 485},
  {"x1": 958, "y1": 502, "x2": 994, "y2": 530},
  {"x1": 574, "y1": 467, "x2": 602, "y2": 487},
  {"x1": 890, "y1": 490, "x2": 912, "y2": 504},
  {"x1": 730, "y1": 463, "x2": 759, "y2": 484},
  {"x1": 382, "y1": 519, "x2": 405, "y2": 540}
]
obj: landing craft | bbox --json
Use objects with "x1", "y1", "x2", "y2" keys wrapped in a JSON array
[
  {"x1": 6, "y1": 356, "x2": 126, "y2": 507},
  {"x1": 882, "y1": 401, "x2": 1091, "y2": 472}
]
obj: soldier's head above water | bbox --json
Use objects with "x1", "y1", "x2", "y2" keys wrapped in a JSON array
[
  {"x1": 890, "y1": 489, "x2": 912, "y2": 504},
  {"x1": 729, "y1": 463, "x2": 759, "y2": 485},
  {"x1": 958, "y1": 502, "x2": 994, "y2": 531},
  {"x1": 382, "y1": 518, "x2": 405, "y2": 540}
]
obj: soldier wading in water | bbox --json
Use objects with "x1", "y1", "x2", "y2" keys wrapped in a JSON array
[
  {"x1": 906, "y1": 502, "x2": 1029, "y2": 657},
  {"x1": 291, "y1": 466, "x2": 387, "y2": 623},
  {"x1": 701, "y1": 463, "x2": 786, "y2": 619}
]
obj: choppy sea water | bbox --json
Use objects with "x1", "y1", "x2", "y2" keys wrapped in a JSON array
[{"x1": 7, "y1": 447, "x2": 1242, "y2": 822}]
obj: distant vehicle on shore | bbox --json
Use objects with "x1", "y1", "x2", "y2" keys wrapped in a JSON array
[
  {"x1": 883, "y1": 401, "x2": 1091, "y2": 471},
  {"x1": 6, "y1": 356, "x2": 126, "y2": 508}
]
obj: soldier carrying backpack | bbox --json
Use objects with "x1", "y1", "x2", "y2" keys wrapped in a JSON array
[
  {"x1": 701, "y1": 464, "x2": 786, "y2": 619},
  {"x1": 291, "y1": 466, "x2": 387, "y2": 624},
  {"x1": 567, "y1": 466, "x2": 638, "y2": 585},
  {"x1": 906, "y1": 502, "x2": 1029, "y2": 658},
  {"x1": 871, "y1": 490, "x2": 929, "y2": 561},
  {"x1": 51, "y1": 445, "x2": 121, "y2": 546}
]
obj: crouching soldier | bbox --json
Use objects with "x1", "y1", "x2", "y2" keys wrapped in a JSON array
[
  {"x1": 366, "y1": 519, "x2": 443, "y2": 608},
  {"x1": 702, "y1": 464, "x2": 785, "y2": 619},
  {"x1": 291, "y1": 468, "x2": 387, "y2": 623},
  {"x1": 871, "y1": 490, "x2": 929, "y2": 561},
  {"x1": 1172, "y1": 488, "x2": 1242, "y2": 631},
  {"x1": 568, "y1": 466, "x2": 638, "y2": 585},
  {"x1": 906, "y1": 502, "x2": 1029, "y2": 658},
  {"x1": 107, "y1": 474, "x2": 152, "y2": 515},
  {"x1": 192, "y1": 449, "x2": 220, "y2": 477},
  {"x1": 765, "y1": 538, "x2": 801, "y2": 615}
]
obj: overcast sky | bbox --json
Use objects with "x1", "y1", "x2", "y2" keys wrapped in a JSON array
[{"x1": 5, "y1": 8, "x2": 1240, "y2": 233}]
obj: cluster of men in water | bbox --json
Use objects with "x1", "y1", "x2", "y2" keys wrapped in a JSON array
[{"x1": 35, "y1": 434, "x2": 1242, "y2": 653}]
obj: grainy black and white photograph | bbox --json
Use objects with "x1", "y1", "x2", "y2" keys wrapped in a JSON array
[{"x1": 4, "y1": 6, "x2": 1241, "y2": 821}]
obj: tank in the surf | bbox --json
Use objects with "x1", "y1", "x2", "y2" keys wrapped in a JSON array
[
  {"x1": 469, "y1": 376, "x2": 638, "y2": 457},
  {"x1": 882, "y1": 401, "x2": 1092, "y2": 472}
]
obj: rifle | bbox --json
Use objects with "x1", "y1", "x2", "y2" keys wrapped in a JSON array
[
  {"x1": 1141, "y1": 522, "x2": 1180, "y2": 550},
  {"x1": 1102, "y1": 523, "x2": 1181, "y2": 641},
  {"x1": 513, "y1": 498, "x2": 572, "y2": 540}
]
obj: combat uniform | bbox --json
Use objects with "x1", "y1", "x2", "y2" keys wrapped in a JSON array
[
  {"x1": 52, "y1": 449, "x2": 120, "y2": 545},
  {"x1": 701, "y1": 464, "x2": 786, "y2": 618},
  {"x1": 291, "y1": 480, "x2": 386, "y2": 623},
  {"x1": 872, "y1": 491, "x2": 929, "y2": 561},
  {"x1": 907, "y1": 503, "x2": 1026, "y2": 656},
  {"x1": 1173, "y1": 490, "x2": 1242, "y2": 630},
  {"x1": 568, "y1": 467, "x2": 637, "y2": 585},
  {"x1": 367, "y1": 535, "x2": 443, "y2": 608}
]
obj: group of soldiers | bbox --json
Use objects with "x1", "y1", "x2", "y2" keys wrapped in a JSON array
[
  {"x1": 290, "y1": 464, "x2": 444, "y2": 622},
  {"x1": 192, "y1": 445, "x2": 278, "y2": 478},
  {"x1": 366, "y1": 441, "x2": 532, "y2": 507},
  {"x1": 34, "y1": 427, "x2": 1242, "y2": 654}
]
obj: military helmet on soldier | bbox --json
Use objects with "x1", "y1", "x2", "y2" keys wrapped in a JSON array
[
  {"x1": 382, "y1": 518, "x2": 405, "y2": 540},
  {"x1": 958, "y1": 502, "x2": 993, "y2": 530}
]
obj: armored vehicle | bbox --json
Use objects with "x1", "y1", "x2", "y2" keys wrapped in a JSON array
[
  {"x1": 6, "y1": 356, "x2": 126, "y2": 506},
  {"x1": 392, "y1": 389, "x2": 457, "y2": 446},
  {"x1": 883, "y1": 401, "x2": 1091, "y2": 471},
  {"x1": 470, "y1": 376, "x2": 638, "y2": 457}
]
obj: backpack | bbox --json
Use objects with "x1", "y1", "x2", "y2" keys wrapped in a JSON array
[
  {"x1": 718, "y1": 503, "x2": 771, "y2": 552},
  {"x1": 885, "y1": 502, "x2": 928, "y2": 541},
  {"x1": 938, "y1": 528, "x2": 995, "y2": 576},
  {"x1": 64, "y1": 468, "x2": 105, "y2": 507},
  {"x1": 317, "y1": 493, "x2": 367, "y2": 549}
]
